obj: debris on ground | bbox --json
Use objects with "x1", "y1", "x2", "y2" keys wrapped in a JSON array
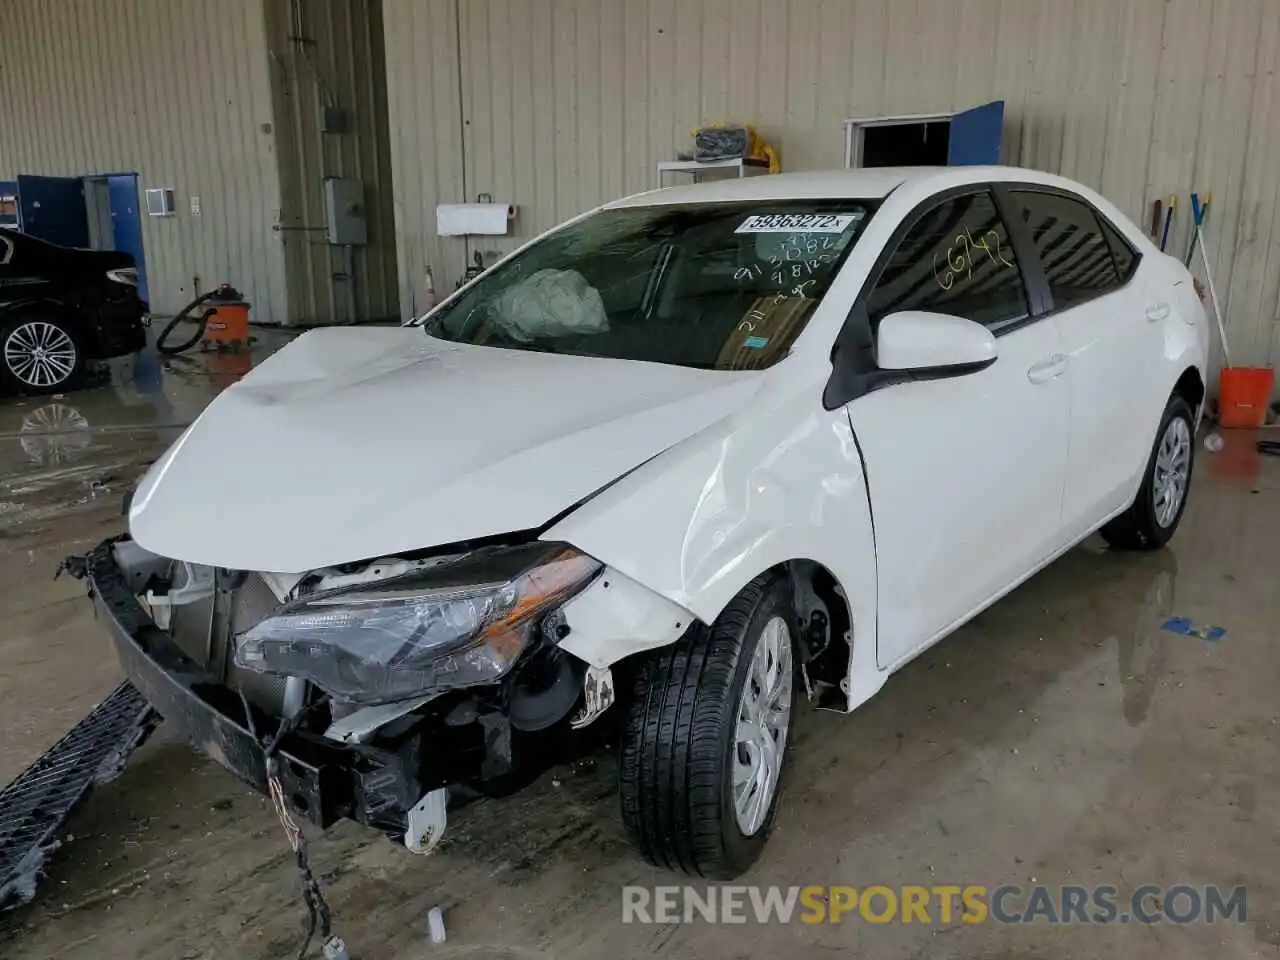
[
  {"x1": 0, "y1": 684, "x2": 159, "y2": 910},
  {"x1": 427, "y1": 906, "x2": 447, "y2": 944},
  {"x1": 1161, "y1": 617, "x2": 1226, "y2": 642}
]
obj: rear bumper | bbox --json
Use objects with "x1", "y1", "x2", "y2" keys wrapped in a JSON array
[
  {"x1": 82, "y1": 543, "x2": 414, "y2": 831},
  {"x1": 89, "y1": 299, "x2": 148, "y2": 359}
]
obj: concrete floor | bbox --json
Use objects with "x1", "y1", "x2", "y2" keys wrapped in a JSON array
[{"x1": 0, "y1": 339, "x2": 1277, "y2": 959}]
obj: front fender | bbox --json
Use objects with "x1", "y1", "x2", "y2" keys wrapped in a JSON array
[{"x1": 546, "y1": 385, "x2": 885, "y2": 709}]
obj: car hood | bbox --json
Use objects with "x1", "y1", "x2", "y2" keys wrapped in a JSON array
[{"x1": 129, "y1": 327, "x2": 761, "y2": 572}]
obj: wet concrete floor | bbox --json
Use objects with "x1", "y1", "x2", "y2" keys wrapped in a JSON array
[{"x1": 0, "y1": 337, "x2": 1277, "y2": 958}]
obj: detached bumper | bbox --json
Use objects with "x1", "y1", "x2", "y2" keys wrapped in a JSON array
[{"x1": 82, "y1": 544, "x2": 416, "y2": 831}]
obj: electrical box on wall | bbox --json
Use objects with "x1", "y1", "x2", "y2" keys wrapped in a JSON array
[{"x1": 323, "y1": 178, "x2": 366, "y2": 245}]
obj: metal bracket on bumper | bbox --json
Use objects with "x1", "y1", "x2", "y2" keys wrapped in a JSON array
[{"x1": 404, "y1": 787, "x2": 448, "y2": 854}]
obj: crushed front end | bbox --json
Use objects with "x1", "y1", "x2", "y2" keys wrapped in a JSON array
[{"x1": 72, "y1": 536, "x2": 615, "y2": 845}]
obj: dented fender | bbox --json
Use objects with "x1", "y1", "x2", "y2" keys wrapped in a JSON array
[
  {"x1": 547, "y1": 382, "x2": 885, "y2": 710},
  {"x1": 557, "y1": 566, "x2": 694, "y2": 668}
]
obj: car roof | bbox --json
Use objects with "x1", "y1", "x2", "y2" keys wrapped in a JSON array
[{"x1": 605, "y1": 165, "x2": 1075, "y2": 208}]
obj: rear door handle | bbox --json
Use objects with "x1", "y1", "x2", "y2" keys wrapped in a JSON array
[
  {"x1": 1146, "y1": 301, "x2": 1172, "y2": 322},
  {"x1": 1027, "y1": 353, "x2": 1068, "y2": 384}
]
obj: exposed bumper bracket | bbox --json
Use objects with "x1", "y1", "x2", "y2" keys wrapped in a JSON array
[
  {"x1": 569, "y1": 664, "x2": 615, "y2": 730},
  {"x1": 404, "y1": 787, "x2": 448, "y2": 854}
]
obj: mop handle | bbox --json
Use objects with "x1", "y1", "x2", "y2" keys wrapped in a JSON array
[
  {"x1": 1159, "y1": 194, "x2": 1176, "y2": 252},
  {"x1": 1194, "y1": 225, "x2": 1231, "y2": 369}
]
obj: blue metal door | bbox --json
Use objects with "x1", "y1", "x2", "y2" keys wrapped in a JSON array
[
  {"x1": 106, "y1": 174, "x2": 149, "y2": 303},
  {"x1": 947, "y1": 101, "x2": 1005, "y2": 166},
  {"x1": 16, "y1": 175, "x2": 90, "y2": 247}
]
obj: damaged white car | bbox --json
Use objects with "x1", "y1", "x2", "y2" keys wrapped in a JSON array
[{"x1": 74, "y1": 167, "x2": 1207, "y2": 879}]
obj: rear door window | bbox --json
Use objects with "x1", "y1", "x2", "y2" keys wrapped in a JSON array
[{"x1": 1012, "y1": 191, "x2": 1122, "y2": 310}]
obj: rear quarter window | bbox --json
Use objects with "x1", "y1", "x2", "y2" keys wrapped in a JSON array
[{"x1": 1098, "y1": 215, "x2": 1140, "y2": 283}]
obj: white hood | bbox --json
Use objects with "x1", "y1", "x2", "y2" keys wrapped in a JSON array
[{"x1": 130, "y1": 327, "x2": 760, "y2": 572}]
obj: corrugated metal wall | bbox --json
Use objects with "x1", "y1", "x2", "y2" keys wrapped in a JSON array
[
  {"x1": 0, "y1": 0, "x2": 289, "y2": 322},
  {"x1": 381, "y1": 0, "x2": 467, "y2": 317},
  {"x1": 383, "y1": 0, "x2": 1280, "y2": 370},
  {"x1": 264, "y1": 0, "x2": 400, "y2": 324}
]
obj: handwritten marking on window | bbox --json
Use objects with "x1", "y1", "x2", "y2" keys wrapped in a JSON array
[
  {"x1": 738, "y1": 234, "x2": 838, "y2": 288},
  {"x1": 933, "y1": 227, "x2": 1015, "y2": 291}
]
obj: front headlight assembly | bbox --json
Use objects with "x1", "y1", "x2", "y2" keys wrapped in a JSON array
[{"x1": 234, "y1": 543, "x2": 601, "y2": 705}]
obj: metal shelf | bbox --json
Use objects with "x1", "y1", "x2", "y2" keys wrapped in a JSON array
[{"x1": 656, "y1": 157, "x2": 770, "y2": 188}]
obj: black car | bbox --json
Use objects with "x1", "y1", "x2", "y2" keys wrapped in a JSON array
[{"x1": 0, "y1": 228, "x2": 148, "y2": 393}]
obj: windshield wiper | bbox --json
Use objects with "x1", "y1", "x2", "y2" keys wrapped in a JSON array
[{"x1": 493, "y1": 339, "x2": 558, "y2": 354}]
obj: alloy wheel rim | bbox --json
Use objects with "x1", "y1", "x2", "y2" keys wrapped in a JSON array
[
  {"x1": 733, "y1": 615, "x2": 793, "y2": 836},
  {"x1": 4, "y1": 321, "x2": 77, "y2": 388},
  {"x1": 1153, "y1": 416, "x2": 1191, "y2": 528}
]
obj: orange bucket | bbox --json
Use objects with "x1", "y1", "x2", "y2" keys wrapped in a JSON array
[{"x1": 1218, "y1": 366, "x2": 1274, "y2": 428}]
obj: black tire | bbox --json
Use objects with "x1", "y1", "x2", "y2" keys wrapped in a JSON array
[
  {"x1": 0, "y1": 309, "x2": 86, "y2": 394},
  {"x1": 1101, "y1": 394, "x2": 1196, "y2": 550},
  {"x1": 619, "y1": 572, "x2": 798, "y2": 879}
]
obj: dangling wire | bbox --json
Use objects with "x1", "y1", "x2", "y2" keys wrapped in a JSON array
[{"x1": 241, "y1": 691, "x2": 334, "y2": 959}]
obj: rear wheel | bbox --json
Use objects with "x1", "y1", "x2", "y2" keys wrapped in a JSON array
[
  {"x1": 0, "y1": 311, "x2": 86, "y2": 394},
  {"x1": 1101, "y1": 394, "x2": 1195, "y2": 550},
  {"x1": 619, "y1": 573, "x2": 797, "y2": 878}
]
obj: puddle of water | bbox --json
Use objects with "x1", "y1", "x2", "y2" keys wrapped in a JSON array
[{"x1": 0, "y1": 330, "x2": 300, "y2": 528}]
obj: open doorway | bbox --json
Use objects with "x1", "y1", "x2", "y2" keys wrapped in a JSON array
[
  {"x1": 843, "y1": 101, "x2": 1005, "y2": 168},
  {"x1": 862, "y1": 121, "x2": 951, "y2": 167}
]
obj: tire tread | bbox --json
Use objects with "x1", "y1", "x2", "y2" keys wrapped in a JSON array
[{"x1": 620, "y1": 575, "x2": 779, "y2": 878}]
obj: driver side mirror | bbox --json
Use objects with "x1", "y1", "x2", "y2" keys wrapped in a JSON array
[{"x1": 876, "y1": 310, "x2": 997, "y2": 373}]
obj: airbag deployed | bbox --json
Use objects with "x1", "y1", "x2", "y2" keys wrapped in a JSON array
[{"x1": 487, "y1": 268, "x2": 609, "y2": 341}]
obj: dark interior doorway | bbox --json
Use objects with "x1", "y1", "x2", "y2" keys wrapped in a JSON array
[{"x1": 862, "y1": 122, "x2": 952, "y2": 167}]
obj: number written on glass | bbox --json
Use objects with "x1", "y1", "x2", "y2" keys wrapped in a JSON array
[{"x1": 933, "y1": 228, "x2": 1015, "y2": 291}]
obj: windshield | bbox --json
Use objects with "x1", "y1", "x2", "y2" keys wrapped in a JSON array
[{"x1": 424, "y1": 200, "x2": 873, "y2": 370}]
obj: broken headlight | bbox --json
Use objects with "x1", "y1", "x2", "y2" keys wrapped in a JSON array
[{"x1": 233, "y1": 543, "x2": 600, "y2": 705}]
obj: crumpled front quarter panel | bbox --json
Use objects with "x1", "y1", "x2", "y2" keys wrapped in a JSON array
[{"x1": 547, "y1": 379, "x2": 880, "y2": 703}]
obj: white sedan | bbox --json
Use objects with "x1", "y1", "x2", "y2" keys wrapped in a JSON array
[{"x1": 86, "y1": 166, "x2": 1207, "y2": 880}]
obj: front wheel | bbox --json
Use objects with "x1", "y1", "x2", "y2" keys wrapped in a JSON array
[
  {"x1": 0, "y1": 312, "x2": 86, "y2": 394},
  {"x1": 1101, "y1": 394, "x2": 1196, "y2": 550},
  {"x1": 619, "y1": 573, "x2": 797, "y2": 879}
]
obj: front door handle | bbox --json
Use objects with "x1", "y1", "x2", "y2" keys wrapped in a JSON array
[
  {"x1": 1146, "y1": 301, "x2": 1172, "y2": 322},
  {"x1": 1027, "y1": 353, "x2": 1068, "y2": 384}
]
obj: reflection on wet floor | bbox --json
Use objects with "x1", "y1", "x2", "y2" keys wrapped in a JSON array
[{"x1": 0, "y1": 329, "x2": 298, "y2": 526}]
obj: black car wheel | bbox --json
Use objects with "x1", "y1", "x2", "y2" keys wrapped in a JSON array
[
  {"x1": 0, "y1": 311, "x2": 86, "y2": 393},
  {"x1": 620, "y1": 572, "x2": 798, "y2": 879},
  {"x1": 1101, "y1": 394, "x2": 1195, "y2": 550}
]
